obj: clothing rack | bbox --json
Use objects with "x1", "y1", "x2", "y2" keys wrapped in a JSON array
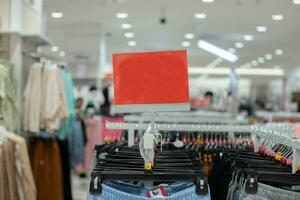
[
  {"x1": 106, "y1": 122, "x2": 300, "y2": 173},
  {"x1": 124, "y1": 114, "x2": 248, "y2": 124}
]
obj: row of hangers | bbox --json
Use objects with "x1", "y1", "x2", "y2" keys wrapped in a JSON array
[{"x1": 89, "y1": 143, "x2": 209, "y2": 196}]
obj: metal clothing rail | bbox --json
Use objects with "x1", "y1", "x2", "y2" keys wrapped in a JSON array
[
  {"x1": 106, "y1": 122, "x2": 300, "y2": 173},
  {"x1": 124, "y1": 115, "x2": 248, "y2": 125}
]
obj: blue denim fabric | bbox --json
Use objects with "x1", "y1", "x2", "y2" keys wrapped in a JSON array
[
  {"x1": 88, "y1": 181, "x2": 211, "y2": 200},
  {"x1": 68, "y1": 119, "x2": 85, "y2": 168},
  {"x1": 238, "y1": 182, "x2": 300, "y2": 200}
]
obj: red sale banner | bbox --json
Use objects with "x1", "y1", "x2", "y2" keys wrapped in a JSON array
[{"x1": 112, "y1": 50, "x2": 190, "y2": 113}]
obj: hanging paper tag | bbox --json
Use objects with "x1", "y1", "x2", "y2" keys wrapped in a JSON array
[{"x1": 112, "y1": 50, "x2": 190, "y2": 113}]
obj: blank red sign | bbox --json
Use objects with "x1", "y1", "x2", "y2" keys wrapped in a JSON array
[{"x1": 113, "y1": 50, "x2": 189, "y2": 106}]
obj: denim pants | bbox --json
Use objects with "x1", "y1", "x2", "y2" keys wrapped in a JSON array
[
  {"x1": 238, "y1": 182, "x2": 300, "y2": 200},
  {"x1": 88, "y1": 181, "x2": 211, "y2": 200}
]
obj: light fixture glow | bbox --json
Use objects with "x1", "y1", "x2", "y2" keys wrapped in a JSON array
[
  {"x1": 51, "y1": 46, "x2": 59, "y2": 52},
  {"x1": 258, "y1": 57, "x2": 265, "y2": 63},
  {"x1": 228, "y1": 48, "x2": 236, "y2": 53},
  {"x1": 116, "y1": 13, "x2": 128, "y2": 19},
  {"x1": 59, "y1": 51, "x2": 66, "y2": 57},
  {"x1": 197, "y1": 40, "x2": 238, "y2": 63},
  {"x1": 274, "y1": 65, "x2": 281, "y2": 69},
  {"x1": 235, "y1": 42, "x2": 244, "y2": 48},
  {"x1": 194, "y1": 13, "x2": 207, "y2": 19},
  {"x1": 275, "y1": 49, "x2": 283, "y2": 55},
  {"x1": 182, "y1": 41, "x2": 191, "y2": 47},
  {"x1": 245, "y1": 63, "x2": 251, "y2": 68},
  {"x1": 202, "y1": 0, "x2": 215, "y2": 2},
  {"x1": 124, "y1": 32, "x2": 135, "y2": 38},
  {"x1": 51, "y1": 12, "x2": 63, "y2": 18},
  {"x1": 243, "y1": 35, "x2": 253, "y2": 41},
  {"x1": 128, "y1": 41, "x2": 137, "y2": 46},
  {"x1": 121, "y1": 23, "x2": 132, "y2": 29},
  {"x1": 251, "y1": 60, "x2": 258, "y2": 66},
  {"x1": 256, "y1": 26, "x2": 267, "y2": 32},
  {"x1": 272, "y1": 14, "x2": 284, "y2": 21},
  {"x1": 265, "y1": 54, "x2": 272, "y2": 60},
  {"x1": 188, "y1": 67, "x2": 284, "y2": 76},
  {"x1": 293, "y1": 0, "x2": 300, "y2": 4},
  {"x1": 184, "y1": 33, "x2": 194, "y2": 39}
]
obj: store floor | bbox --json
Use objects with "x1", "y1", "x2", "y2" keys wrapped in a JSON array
[{"x1": 71, "y1": 172, "x2": 89, "y2": 200}]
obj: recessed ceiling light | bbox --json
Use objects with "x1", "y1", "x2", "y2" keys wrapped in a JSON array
[
  {"x1": 121, "y1": 23, "x2": 132, "y2": 29},
  {"x1": 51, "y1": 12, "x2": 63, "y2": 18},
  {"x1": 184, "y1": 33, "x2": 194, "y2": 39},
  {"x1": 198, "y1": 40, "x2": 238, "y2": 63},
  {"x1": 51, "y1": 46, "x2": 59, "y2": 52},
  {"x1": 293, "y1": 0, "x2": 300, "y2": 4},
  {"x1": 202, "y1": 0, "x2": 215, "y2": 2},
  {"x1": 128, "y1": 41, "x2": 137, "y2": 46},
  {"x1": 124, "y1": 32, "x2": 135, "y2": 38},
  {"x1": 258, "y1": 57, "x2": 265, "y2": 63},
  {"x1": 251, "y1": 60, "x2": 258, "y2": 66},
  {"x1": 265, "y1": 54, "x2": 272, "y2": 60},
  {"x1": 116, "y1": 13, "x2": 128, "y2": 19},
  {"x1": 243, "y1": 35, "x2": 253, "y2": 41},
  {"x1": 182, "y1": 41, "x2": 191, "y2": 47},
  {"x1": 272, "y1": 14, "x2": 283, "y2": 21},
  {"x1": 256, "y1": 26, "x2": 267, "y2": 32},
  {"x1": 194, "y1": 13, "x2": 207, "y2": 19},
  {"x1": 228, "y1": 48, "x2": 236, "y2": 53},
  {"x1": 59, "y1": 51, "x2": 66, "y2": 57},
  {"x1": 275, "y1": 49, "x2": 283, "y2": 55},
  {"x1": 235, "y1": 42, "x2": 244, "y2": 48}
]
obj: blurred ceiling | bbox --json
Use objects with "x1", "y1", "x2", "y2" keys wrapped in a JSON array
[{"x1": 42, "y1": 0, "x2": 300, "y2": 76}]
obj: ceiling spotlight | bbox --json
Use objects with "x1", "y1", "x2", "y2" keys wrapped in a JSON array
[
  {"x1": 124, "y1": 32, "x2": 135, "y2": 38},
  {"x1": 265, "y1": 54, "x2": 272, "y2": 60},
  {"x1": 235, "y1": 42, "x2": 244, "y2": 48},
  {"x1": 128, "y1": 41, "x2": 137, "y2": 46},
  {"x1": 293, "y1": 0, "x2": 300, "y2": 4},
  {"x1": 243, "y1": 35, "x2": 253, "y2": 41},
  {"x1": 197, "y1": 40, "x2": 238, "y2": 63},
  {"x1": 194, "y1": 13, "x2": 207, "y2": 19},
  {"x1": 272, "y1": 14, "x2": 284, "y2": 21},
  {"x1": 116, "y1": 13, "x2": 128, "y2": 19},
  {"x1": 228, "y1": 48, "x2": 236, "y2": 53},
  {"x1": 51, "y1": 46, "x2": 59, "y2": 52},
  {"x1": 256, "y1": 26, "x2": 267, "y2": 32},
  {"x1": 275, "y1": 49, "x2": 284, "y2": 55},
  {"x1": 202, "y1": 0, "x2": 215, "y2": 2},
  {"x1": 121, "y1": 23, "x2": 132, "y2": 29},
  {"x1": 182, "y1": 41, "x2": 191, "y2": 47},
  {"x1": 251, "y1": 60, "x2": 258, "y2": 66},
  {"x1": 51, "y1": 12, "x2": 63, "y2": 18},
  {"x1": 184, "y1": 33, "x2": 194, "y2": 39},
  {"x1": 59, "y1": 51, "x2": 66, "y2": 57}
]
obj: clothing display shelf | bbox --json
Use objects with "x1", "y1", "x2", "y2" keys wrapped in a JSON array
[{"x1": 106, "y1": 122, "x2": 300, "y2": 173}]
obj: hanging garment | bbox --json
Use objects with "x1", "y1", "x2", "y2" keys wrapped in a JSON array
[
  {"x1": 88, "y1": 182, "x2": 211, "y2": 200},
  {"x1": 68, "y1": 118, "x2": 85, "y2": 169},
  {"x1": 0, "y1": 131, "x2": 37, "y2": 200},
  {"x1": 23, "y1": 63, "x2": 68, "y2": 133},
  {"x1": 29, "y1": 137, "x2": 64, "y2": 200},
  {"x1": 58, "y1": 138, "x2": 73, "y2": 200},
  {"x1": 0, "y1": 63, "x2": 17, "y2": 131},
  {"x1": 58, "y1": 67, "x2": 75, "y2": 139},
  {"x1": 84, "y1": 116, "x2": 102, "y2": 171}
]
